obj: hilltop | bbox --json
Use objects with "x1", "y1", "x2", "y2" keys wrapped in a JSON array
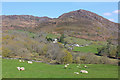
[{"x1": 2, "y1": 9, "x2": 118, "y2": 42}]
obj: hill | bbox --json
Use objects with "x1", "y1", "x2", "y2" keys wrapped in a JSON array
[{"x1": 2, "y1": 9, "x2": 118, "y2": 42}]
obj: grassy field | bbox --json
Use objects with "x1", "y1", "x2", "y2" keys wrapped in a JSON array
[
  {"x1": 64, "y1": 37, "x2": 107, "y2": 53},
  {"x1": 8, "y1": 30, "x2": 37, "y2": 38},
  {"x1": 73, "y1": 44, "x2": 103, "y2": 53},
  {"x1": 2, "y1": 59, "x2": 118, "y2": 78},
  {"x1": 64, "y1": 37, "x2": 92, "y2": 45},
  {"x1": 46, "y1": 33, "x2": 60, "y2": 39}
]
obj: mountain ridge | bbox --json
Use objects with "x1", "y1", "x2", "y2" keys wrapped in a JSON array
[{"x1": 2, "y1": 9, "x2": 118, "y2": 42}]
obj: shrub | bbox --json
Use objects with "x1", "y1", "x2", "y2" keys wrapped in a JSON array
[
  {"x1": 59, "y1": 34, "x2": 64, "y2": 43},
  {"x1": 62, "y1": 49, "x2": 73, "y2": 64},
  {"x1": 2, "y1": 48, "x2": 11, "y2": 57}
]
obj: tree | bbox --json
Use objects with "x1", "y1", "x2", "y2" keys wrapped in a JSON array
[
  {"x1": 3, "y1": 48, "x2": 11, "y2": 57},
  {"x1": 62, "y1": 50, "x2": 73, "y2": 64},
  {"x1": 59, "y1": 34, "x2": 64, "y2": 43},
  {"x1": 97, "y1": 39, "x2": 118, "y2": 58}
]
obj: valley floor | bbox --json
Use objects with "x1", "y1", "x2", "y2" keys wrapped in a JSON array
[{"x1": 2, "y1": 59, "x2": 118, "y2": 78}]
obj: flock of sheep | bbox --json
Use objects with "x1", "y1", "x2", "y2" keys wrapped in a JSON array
[
  {"x1": 17, "y1": 59, "x2": 88, "y2": 75},
  {"x1": 64, "y1": 64, "x2": 88, "y2": 74},
  {"x1": 16, "y1": 60, "x2": 33, "y2": 71}
]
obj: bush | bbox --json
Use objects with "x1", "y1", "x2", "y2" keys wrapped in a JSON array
[
  {"x1": 2, "y1": 48, "x2": 11, "y2": 57},
  {"x1": 59, "y1": 34, "x2": 64, "y2": 43},
  {"x1": 62, "y1": 49, "x2": 73, "y2": 64}
]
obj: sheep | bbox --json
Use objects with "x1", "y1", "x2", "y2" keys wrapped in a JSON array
[
  {"x1": 74, "y1": 72, "x2": 79, "y2": 75},
  {"x1": 80, "y1": 70, "x2": 88, "y2": 73},
  {"x1": 23, "y1": 60, "x2": 25, "y2": 62},
  {"x1": 19, "y1": 60, "x2": 25, "y2": 62},
  {"x1": 19, "y1": 60, "x2": 22, "y2": 62},
  {"x1": 17, "y1": 67, "x2": 25, "y2": 71},
  {"x1": 28, "y1": 61, "x2": 32, "y2": 64},
  {"x1": 66, "y1": 64, "x2": 69, "y2": 66},
  {"x1": 17, "y1": 67, "x2": 20, "y2": 71},
  {"x1": 84, "y1": 65, "x2": 88, "y2": 68},
  {"x1": 20, "y1": 67, "x2": 24, "y2": 71},
  {"x1": 64, "y1": 65, "x2": 68, "y2": 69}
]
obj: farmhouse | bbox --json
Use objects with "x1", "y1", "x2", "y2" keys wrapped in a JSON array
[
  {"x1": 74, "y1": 44, "x2": 80, "y2": 47},
  {"x1": 53, "y1": 38, "x2": 58, "y2": 43},
  {"x1": 79, "y1": 45, "x2": 84, "y2": 47}
]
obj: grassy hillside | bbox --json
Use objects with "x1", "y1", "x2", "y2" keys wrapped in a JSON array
[
  {"x1": 2, "y1": 59, "x2": 118, "y2": 78},
  {"x1": 73, "y1": 44, "x2": 103, "y2": 53},
  {"x1": 8, "y1": 30, "x2": 37, "y2": 38}
]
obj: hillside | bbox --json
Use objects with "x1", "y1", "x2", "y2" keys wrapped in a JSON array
[
  {"x1": 2, "y1": 9, "x2": 118, "y2": 42},
  {"x1": 2, "y1": 9, "x2": 119, "y2": 65}
]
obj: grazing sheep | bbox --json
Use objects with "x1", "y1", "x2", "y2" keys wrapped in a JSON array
[
  {"x1": 80, "y1": 70, "x2": 88, "y2": 73},
  {"x1": 74, "y1": 72, "x2": 79, "y2": 74},
  {"x1": 23, "y1": 60, "x2": 25, "y2": 62},
  {"x1": 28, "y1": 61, "x2": 32, "y2": 64},
  {"x1": 66, "y1": 64, "x2": 69, "y2": 66},
  {"x1": 21, "y1": 67, "x2": 25, "y2": 71},
  {"x1": 17, "y1": 67, "x2": 25, "y2": 71},
  {"x1": 17, "y1": 67, "x2": 21, "y2": 71},
  {"x1": 19, "y1": 60, "x2": 22, "y2": 62},
  {"x1": 19, "y1": 60, "x2": 25, "y2": 62},
  {"x1": 84, "y1": 65, "x2": 88, "y2": 68},
  {"x1": 64, "y1": 65, "x2": 67, "y2": 69}
]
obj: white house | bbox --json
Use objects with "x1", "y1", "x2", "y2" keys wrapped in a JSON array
[
  {"x1": 74, "y1": 44, "x2": 80, "y2": 47},
  {"x1": 53, "y1": 38, "x2": 58, "y2": 43}
]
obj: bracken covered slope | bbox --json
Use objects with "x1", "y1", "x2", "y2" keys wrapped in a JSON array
[{"x1": 2, "y1": 9, "x2": 118, "y2": 41}]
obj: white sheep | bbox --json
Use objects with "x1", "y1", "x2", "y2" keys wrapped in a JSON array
[
  {"x1": 84, "y1": 65, "x2": 88, "y2": 68},
  {"x1": 28, "y1": 61, "x2": 32, "y2": 64},
  {"x1": 80, "y1": 70, "x2": 88, "y2": 73},
  {"x1": 19, "y1": 60, "x2": 25, "y2": 62},
  {"x1": 21, "y1": 67, "x2": 25, "y2": 71},
  {"x1": 17, "y1": 67, "x2": 20, "y2": 71},
  {"x1": 64, "y1": 65, "x2": 67, "y2": 69},
  {"x1": 17, "y1": 67, "x2": 25, "y2": 71},
  {"x1": 74, "y1": 72, "x2": 79, "y2": 74},
  {"x1": 66, "y1": 64, "x2": 69, "y2": 66},
  {"x1": 19, "y1": 60, "x2": 22, "y2": 62},
  {"x1": 23, "y1": 60, "x2": 25, "y2": 62}
]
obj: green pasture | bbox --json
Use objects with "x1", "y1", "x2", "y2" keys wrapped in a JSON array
[{"x1": 2, "y1": 59, "x2": 118, "y2": 78}]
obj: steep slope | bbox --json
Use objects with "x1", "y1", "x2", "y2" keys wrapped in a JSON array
[
  {"x1": 54, "y1": 9, "x2": 118, "y2": 41},
  {"x1": 2, "y1": 9, "x2": 118, "y2": 42},
  {"x1": 2, "y1": 15, "x2": 52, "y2": 30}
]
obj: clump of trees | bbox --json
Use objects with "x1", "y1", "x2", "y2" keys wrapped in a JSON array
[
  {"x1": 72, "y1": 52, "x2": 118, "y2": 65},
  {"x1": 62, "y1": 49, "x2": 73, "y2": 64},
  {"x1": 2, "y1": 30, "x2": 118, "y2": 65},
  {"x1": 59, "y1": 34, "x2": 65, "y2": 43},
  {"x1": 2, "y1": 30, "x2": 73, "y2": 64},
  {"x1": 97, "y1": 39, "x2": 119, "y2": 59}
]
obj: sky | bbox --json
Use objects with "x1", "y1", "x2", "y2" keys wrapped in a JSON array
[{"x1": 2, "y1": 2, "x2": 119, "y2": 22}]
